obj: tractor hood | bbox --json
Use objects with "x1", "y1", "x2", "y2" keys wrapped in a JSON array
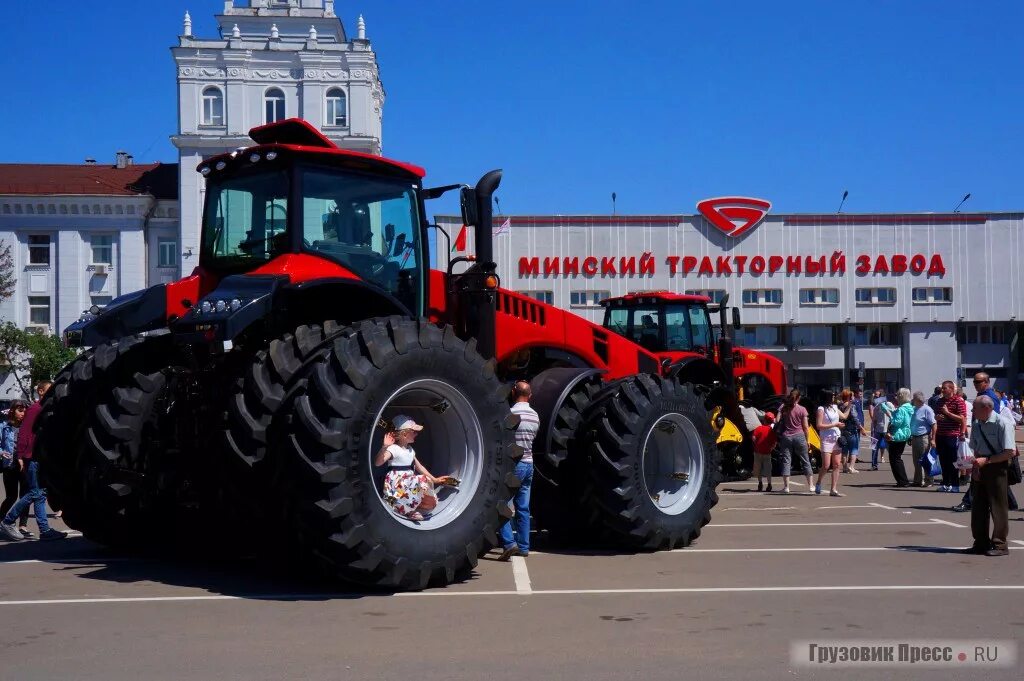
[{"x1": 64, "y1": 284, "x2": 169, "y2": 348}]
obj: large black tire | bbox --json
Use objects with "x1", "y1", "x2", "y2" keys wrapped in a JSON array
[
  {"x1": 279, "y1": 317, "x2": 519, "y2": 589},
  {"x1": 36, "y1": 336, "x2": 154, "y2": 530},
  {"x1": 223, "y1": 321, "x2": 348, "y2": 472},
  {"x1": 531, "y1": 376, "x2": 608, "y2": 540},
  {"x1": 586, "y1": 374, "x2": 722, "y2": 550}
]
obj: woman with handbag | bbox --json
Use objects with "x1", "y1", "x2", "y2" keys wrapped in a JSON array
[
  {"x1": 886, "y1": 388, "x2": 914, "y2": 488},
  {"x1": 814, "y1": 390, "x2": 845, "y2": 496}
]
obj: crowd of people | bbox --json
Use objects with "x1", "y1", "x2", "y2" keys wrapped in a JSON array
[
  {"x1": 743, "y1": 370, "x2": 1021, "y2": 557},
  {"x1": 0, "y1": 380, "x2": 67, "y2": 542}
]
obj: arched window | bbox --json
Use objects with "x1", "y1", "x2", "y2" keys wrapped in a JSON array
[
  {"x1": 265, "y1": 88, "x2": 286, "y2": 124},
  {"x1": 201, "y1": 86, "x2": 224, "y2": 126},
  {"x1": 325, "y1": 88, "x2": 347, "y2": 127}
]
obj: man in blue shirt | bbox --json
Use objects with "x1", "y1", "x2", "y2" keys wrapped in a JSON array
[{"x1": 909, "y1": 391, "x2": 937, "y2": 487}]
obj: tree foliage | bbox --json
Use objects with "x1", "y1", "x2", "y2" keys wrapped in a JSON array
[
  {"x1": 0, "y1": 322, "x2": 79, "y2": 398},
  {"x1": 0, "y1": 239, "x2": 15, "y2": 303}
]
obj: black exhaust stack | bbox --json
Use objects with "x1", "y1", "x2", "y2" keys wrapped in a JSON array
[{"x1": 455, "y1": 170, "x2": 502, "y2": 360}]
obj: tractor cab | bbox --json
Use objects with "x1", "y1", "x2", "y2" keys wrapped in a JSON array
[{"x1": 601, "y1": 291, "x2": 718, "y2": 360}]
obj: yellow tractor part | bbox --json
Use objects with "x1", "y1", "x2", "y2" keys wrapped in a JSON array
[
  {"x1": 806, "y1": 425, "x2": 821, "y2": 454},
  {"x1": 710, "y1": 406, "x2": 743, "y2": 446}
]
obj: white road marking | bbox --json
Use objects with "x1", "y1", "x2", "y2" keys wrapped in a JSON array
[
  {"x1": 868, "y1": 502, "x2": 897, "y2": 510},
  {"x1": 511, "y1": 555, "x2": 532, "y2": 594},
  {"x1": 1012, "y1": 540, "x2": 1024, "y2": 546},
  {"x1": 721, "y1": 507, "x2": 796, "y2": 511},
  {"x1": 813, "y1": 505, "x2": 876, "y2": 510},
  {"x1": 710, "y1": 521, "x2": 937, "y2": 528},
  {"x1": 929, "y1": 518, "x2": 966, "y2": 528},
  {"x1": 5, "y1": 584, "x2": 1024, "y2": 606}
]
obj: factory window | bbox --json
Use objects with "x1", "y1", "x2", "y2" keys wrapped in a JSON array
[
  {"x1": 201, "y1": 86, "x2": 224, "y2": 126},
  {"x1": 790, "y1": 325, "x2": 841, "y2": 347},
  {"x1": 799, "y1": 288, "x2": 839, "y2": 305},
  {"x1": 957, "y1": 323, "x2": 1005, "y2": 345},
  {"x1": 684, "y1": 289, "x2": 726, "y2": 304},
  {"x1": 28, "y1": 296, "x2": 50, "y2": 326},
  {"x1": 265, "y1": 87, "x2": 286, "y2": 124},
  {"x1": 91, "y1": 234, "x2": 113, "y2": 265},
  {"x1": 518, "y1": 290, "x2": 553, "y2": 305},
  {"x1": 853, "y1": 324, "x2": 900, "y2": 346},
  {"x1": 325, "y1": 88, "x2": 348, "y2": 127},
  {"x1": 737, "y1": 325, "x2": 784, "y2": 347},
  {"x1": 911, "y1": 287, "x2": 952, "y2": 304},
  {"x1": 28, "y1": 235, "x2": 50, "y2": 265},
  {"x1": 570, "y1": 290, "x2": 609, "y2": 307},
  {"x1": 91, "y1": 295, "x2": 113, "y2": 309},
  {"x1": 741, "y1": 289, "x2": 782, "y2": 306},
  {"x1": 855, "y1": 287, "x2": 896, "y2": 305}
]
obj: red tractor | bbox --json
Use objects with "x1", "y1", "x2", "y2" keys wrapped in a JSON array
[
  {"x1": 599, "y1": 291, "x2": 788, "y2": 478},
  {"x1": 40, "y1": 119, "x2": 751, "y2": 589}
]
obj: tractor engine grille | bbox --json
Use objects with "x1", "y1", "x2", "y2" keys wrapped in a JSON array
[{"x1": 496, "y1": 291, "x2": 547, "y2": 326}]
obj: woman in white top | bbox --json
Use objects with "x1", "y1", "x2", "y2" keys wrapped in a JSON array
[
  {"x1": 374, "y1": 414, "x2": 441, "y2": 521},
  {"x1": 814, "y1": 389, "x2": 845, "y2": 497}
]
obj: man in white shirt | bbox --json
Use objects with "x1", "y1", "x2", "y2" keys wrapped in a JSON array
[{"x1": 499, "y1": 381, "x2": 539, "y2": 560}]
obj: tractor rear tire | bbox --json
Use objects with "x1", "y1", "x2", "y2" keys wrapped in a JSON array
[
  {"x1": 279, "y1": 317, "x2": 519, "y2": 589},
  {"x1": 36, "y1": 336, "x2": 154, "y2": 532},
  {"x1": 586, "y1": 374, "x2": 722, "y2": 550},
  {"x1": 531, "y1": 375, "x2": 604, "y2": 540}
]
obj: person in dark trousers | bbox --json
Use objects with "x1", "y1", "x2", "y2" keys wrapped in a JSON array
[
  {"x1": 962, "y1": 396, "x2": 1013, "y2": 556},
  {"x1": 934, "y1": 380, "x2": 967, "y2": 492},
  {"x1": 0, "y1": 400, "x2": 29, "y2": 535},
  {"x1": 0, "y1": 382, "x2": 66, "y2": 542},
  {"x1": 885, "y1": 388, "x2": 914, "y2": 487},
  {"x1": 952, "y1": 372, "x2": 1019, "y2": 512},
  {"x1": 499, "y1": 381, "x2": 538, "y2": 560}
]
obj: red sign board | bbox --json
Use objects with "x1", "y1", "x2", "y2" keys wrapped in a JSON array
[{"x1": 697, "y1": 197, "x2": 772, "y2": 237}]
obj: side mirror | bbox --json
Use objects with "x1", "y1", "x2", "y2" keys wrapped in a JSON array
[
  {"x1": 460, "y1": 187, "x2": 479, "y2": 227},
  {"x1": 732, "y1": 307, "x2": 741, "y2": 331},
  {"x1": 384, "y1": 223, "x2": 395, "y2": 242}
]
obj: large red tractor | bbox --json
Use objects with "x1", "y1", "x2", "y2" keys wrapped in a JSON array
[{"x1": 41, "y1": 119, "x2": 749, "y2": 589}]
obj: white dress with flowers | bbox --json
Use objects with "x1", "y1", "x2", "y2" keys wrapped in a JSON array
[{"x1": 383, "y1": 444, "x2": 432, "y2": 517}]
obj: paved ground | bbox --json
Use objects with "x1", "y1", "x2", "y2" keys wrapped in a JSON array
[{"x1": 1, "y1": 464, "x2": 1022, "y2": 681}]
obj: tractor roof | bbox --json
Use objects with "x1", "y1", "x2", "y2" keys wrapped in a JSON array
[
  {"x1": 602, "y1": 290, "x2": 711, "y2": 306},
  {"x1": 198, "y1": 118, "x2": 426, "y2": 179}
]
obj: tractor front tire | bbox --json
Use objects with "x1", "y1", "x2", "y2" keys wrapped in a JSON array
[
  {"x1": 586, "y1": 374, "x2": 722, "y2": 550},
  {"x1": 280, "y1": 317, "x2": 519, "y2": 589}
]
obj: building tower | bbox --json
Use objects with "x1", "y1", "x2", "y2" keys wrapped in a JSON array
[{"x1": 171, "y1": 0, "x2": 384, "y2": 274}]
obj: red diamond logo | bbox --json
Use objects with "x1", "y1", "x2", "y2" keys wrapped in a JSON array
[{"x1": 697, "y1": 197, "x2": 772, "y2": 238}]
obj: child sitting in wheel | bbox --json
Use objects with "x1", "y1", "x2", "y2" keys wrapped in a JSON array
[{"x1": 374, "y1": 415, "x2": 457, "y2": 521}]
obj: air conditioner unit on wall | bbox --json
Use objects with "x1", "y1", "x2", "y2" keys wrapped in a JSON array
[
  {"x1": 92, "y1": 264, "x2": 109, "y2": 275},
  {"x1": 24, "y1": 324, "x2": 49, "y2": 336}
]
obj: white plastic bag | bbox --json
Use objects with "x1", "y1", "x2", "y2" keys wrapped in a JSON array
[{"x1": 955, "y1": 438, "x2": 975, "y2": 471}]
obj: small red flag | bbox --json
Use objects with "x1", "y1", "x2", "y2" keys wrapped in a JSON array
[{"x1": 453, "y1": 224, "x2": 467, "y2": 252}]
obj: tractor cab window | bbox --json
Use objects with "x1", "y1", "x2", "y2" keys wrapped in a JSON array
[
  {"x1": 629, "y1": 306, "x2": 662, "y2": 352},
  {"x1": 605, "y1": 307, "x2": 628, "y2": 336},
  {"x1": 301, "y1": 167, "x2": 423, "y2": 311},
  {"x1": 687, "y1": 304, "x2": 714, "y2": 350},
  {"x1": 664, "y1": 307, "x2": 693, "y2": 351},
  {"x1": 203, "y1": 170, "x2": 290, "y2": 266}
]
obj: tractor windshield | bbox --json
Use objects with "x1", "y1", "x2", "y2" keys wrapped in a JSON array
[
  {"x1": 665, "y1": 304, "x2": 714, "y2": 352},
  {"x1": 201, "y1": 165, "x2": 425, "y2": 311},
  {"x1": 604, "y1": 302, "x2": 715, "y2": 353},
  {"x1": 300, "y1": 166, "x2": 423, "y2": 311}
]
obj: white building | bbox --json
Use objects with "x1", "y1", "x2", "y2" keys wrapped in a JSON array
[
  {"x1": 0, "y1": 159, "x2": 179, "y2": 398},
  {"x1": 171, "y1": 0, "x2": 384, "y2": 275},
  {"x1": 437, "y1": 209, "x2": 1024, "y2": 399},
  {"x1": 0, "y1": 1, "x2": 381, "y2": 399}
]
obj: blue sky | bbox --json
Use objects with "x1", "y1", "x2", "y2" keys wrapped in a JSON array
[{"x1": 2, "y1": 1, "x2": 1022, "y2": 215}]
